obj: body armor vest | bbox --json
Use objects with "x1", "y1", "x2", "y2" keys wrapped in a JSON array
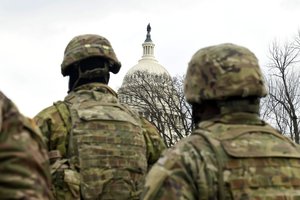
[
  {"x1": 194, "y1": 122, "x2": 300, "y2": 199},
  {"x1": 61, "y1": 88, "x2": 147, "y2": 199}
]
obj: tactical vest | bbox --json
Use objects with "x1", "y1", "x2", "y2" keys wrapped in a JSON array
[
  {"x1": 56, "y1": 89, "x2": 147, "y2": 200},
  {"x1": 193, "y1": 122, "x2": 300, "y2": 199}
]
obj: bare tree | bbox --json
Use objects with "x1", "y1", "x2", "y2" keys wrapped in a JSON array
[
  {"x1": 261, "y1": 34, "x2": 300, "y2": 143},
  {"x1": 118, "y1": 71, "x2": 192, "y2": 147}
]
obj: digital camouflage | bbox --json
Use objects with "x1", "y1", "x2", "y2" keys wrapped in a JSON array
[
  {"x1": 61, "y1": 34, "x2": 121, "y2": 76},
  {"x1": 142, "y1": 113, "x2": 300, "y2": 200},
  {"x1": 184, "y1": 43, "x2": 267, "y2": 104},
  {"x1": 0, "y1": 91, "x2": 53, "y2": 200},
  {"x1": 34, "y1": 83, "x2": 166, "y2": 200}
]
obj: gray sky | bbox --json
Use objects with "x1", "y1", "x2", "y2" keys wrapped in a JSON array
[{"x1": 1, "y1": 0, "x2": 300, "y2": 117}]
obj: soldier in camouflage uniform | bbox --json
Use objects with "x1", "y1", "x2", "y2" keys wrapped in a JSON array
[
  {"x1": 34, "y1": 34, "x2": 166, "y2": 200},
  {"x1": 0, "y1": 91, "x2": 52, "y2": 199},
  {"x1": 142, "y1": 43, "x2": 300, "y2": 199}
]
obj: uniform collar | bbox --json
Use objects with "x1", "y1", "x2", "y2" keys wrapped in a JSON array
[
  {"x1": 198, "y1": 112, "x2": 265, "y2": 128},
  {"x1": 71, "y1": 83, "x2": 118, "y2": 97}
]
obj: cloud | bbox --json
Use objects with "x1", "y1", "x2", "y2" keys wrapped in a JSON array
[
  {"x1": 280, "y1": 0, "x2": 300, "y2": 11},
  {"x1": 0, "y1": 0, "x2": 299, "y2": 117}
]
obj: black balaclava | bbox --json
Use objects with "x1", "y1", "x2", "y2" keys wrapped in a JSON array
[{"x1": 68, "y1": 57, "x2": 110, "y2": 92}]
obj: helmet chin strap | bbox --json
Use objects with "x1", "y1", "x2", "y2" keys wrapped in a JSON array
[{"x1": 70, "y1": 64, "x2": 110, "y2": 91}]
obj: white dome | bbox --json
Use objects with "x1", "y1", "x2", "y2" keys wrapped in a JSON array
[
  {"x1": 126, "y1": 57, "x2": 170, "y2": 77},
  {"x1": 121, "y1": 24, "x2": 171, "y2": 86}
]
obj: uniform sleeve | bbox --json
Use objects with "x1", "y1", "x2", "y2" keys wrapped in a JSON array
[
  {"x1": 141, "y1": 135, "x2": 214, "y2": 200},
  {"x1": 34, "y1": 112, "x2": 52, "y2": 148},
  {"x1": 140, "y1": 117, "x2": 166, "y2": 167},
  {"x1": 0, "y1": 94, "x2": 53, "y2": 199},
  {"x1": 34, "y1": 105, "x2": 69, "y2": 157}
]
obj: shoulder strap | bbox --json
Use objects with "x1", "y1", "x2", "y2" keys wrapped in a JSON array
[
  {"x1": 53, "y1": 101, "x2": 71, "y2": 134},
  {"x1": 53, "y1": 101, "x2": 73, "y2": 159},
  {"x1": 193, "y1": 130, "x2": 225, "y2": 200}
]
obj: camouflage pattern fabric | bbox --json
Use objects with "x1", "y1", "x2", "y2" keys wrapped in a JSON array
[
  {"x1": 34, "y1": 83, "x2": 166, "y2": 200},
  {"x1": 0, "y1": 91, "x2": 53, "y2": 199},
  {"x1": 142, "y1": 112, "x2": 300, "y2": 199},
  {"x1": 184, "y1": 43, "x2": 267, "y2": 104},
  {"x1": 61, "y1": 34, "x2": 121, "y2": 76}
]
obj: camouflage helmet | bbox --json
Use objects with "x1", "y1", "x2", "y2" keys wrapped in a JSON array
[
  {"x1": 184, "y1": 43, "x2": 267, "y2": 104},
  {"x1": 61, "y1": 34, "x2": 121, "y2": 76}
]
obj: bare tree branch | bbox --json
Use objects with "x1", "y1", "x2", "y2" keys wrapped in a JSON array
[
  {"x1": 261, "y1": 33, "x2": 300, "y2": 143},
  {"x1": 118, "y1": 71, "x2": 192, "y2": 147}
]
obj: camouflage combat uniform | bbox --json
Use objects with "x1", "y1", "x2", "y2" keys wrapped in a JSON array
[
  {"x1": 35, "y1": 34, "x2": 165, "y2": 199},
  {"x1": 142, "y1": 108, "x2": 300, "y2": 199},
  {"x1": 0, "y1": 91, "x2": 53, "y2": 199},
  {"x1": 142, "y1": 43, "x2": 300, "y2": 199},
  {"x1": 35, "y1": 85, "x2": 165, "y2": 200}
]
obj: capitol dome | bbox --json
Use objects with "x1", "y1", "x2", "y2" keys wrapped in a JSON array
[
  {"x1": 118, "y1": 24, "x2": 183, "y2": 146},
  {"x1": 122, "y1": 23, "x2": 171, "y2": 83}
]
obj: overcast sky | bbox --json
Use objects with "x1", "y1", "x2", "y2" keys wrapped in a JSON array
[{"x1": 1, "y1": 0, "x2": 300, "y2": 117}]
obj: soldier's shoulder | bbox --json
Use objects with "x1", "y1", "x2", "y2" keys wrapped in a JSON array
[
  {"x1": 179, "y1": 130, "x2": 213, "y2": 151},
  {"x1": 157, "y1": 133, "x2": 212, "y2": 167},
  {"x1": 34, "y1": 102, "x2": 64, "y2": 121},
  {"x1": 140, "y1": 117, "x2": 158, "y2": 132},
  {"x1": 0, "y1": 92, "x2": 45, "y2": 145},
  {"x1": 27, "y1": 117, "x2": 49, "y2": 143},
  {"x1": 0, "y1": 91, "x2": 18, "y2": 114}
]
